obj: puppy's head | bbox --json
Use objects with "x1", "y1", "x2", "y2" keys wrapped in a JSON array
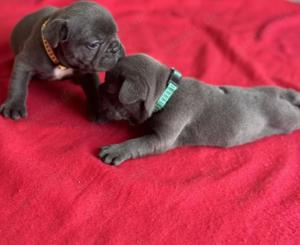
[
  {"x1": 43, "y1": 2, "x2": 124, "y2": 72},
  {"x1": 99, "y1": 54, "x2": 170, "y2": 124}
]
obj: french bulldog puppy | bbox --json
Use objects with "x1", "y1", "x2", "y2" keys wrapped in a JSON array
[
  {"x1": 0, "y1": 1, "x2": 124, "y2": 121},
  {"x1": 98, "y1": 54, "x2": 300, "y2": 165}
]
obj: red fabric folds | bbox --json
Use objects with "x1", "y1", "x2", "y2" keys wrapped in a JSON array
[{"x1": 0, "y1": 0, "x2": 299, "y2": 244}]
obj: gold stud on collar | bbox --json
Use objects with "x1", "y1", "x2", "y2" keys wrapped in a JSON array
[{"x1": 41, "y1": 19, "x2": 67, "y2": 70}]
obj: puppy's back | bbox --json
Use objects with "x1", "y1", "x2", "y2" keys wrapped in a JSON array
[{"x1": 11, "y1": 6, "x2": 58, "y2": 54}]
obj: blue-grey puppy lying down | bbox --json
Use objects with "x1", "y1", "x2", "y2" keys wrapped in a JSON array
[{"x1": 98, "y1": 54, "x2": 300, "y2": 165}]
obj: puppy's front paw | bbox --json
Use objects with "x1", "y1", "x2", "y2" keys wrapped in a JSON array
[
  {"x1": 0, "y1": 100, "x2": 27, "y2": 120},
  {"x1": 99, "y1": 144, "x2": 132, "y2": 166}
]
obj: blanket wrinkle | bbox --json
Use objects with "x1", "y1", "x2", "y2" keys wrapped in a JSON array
[
  {"x1": 0, "y1": 0, "x2": 300, "y2": 244},
  {"x1": 255, "y1": 12, "x2": 300, "y2": 41},
  {"x1": 204, "y1": 24, "x2": 274, "y2": 85}
]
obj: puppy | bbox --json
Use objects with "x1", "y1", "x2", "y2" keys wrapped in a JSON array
[
  {"x1": 0, "y1": 1, "x2": 124, "y2": 121},
  {"x1": 98, "y1": 54, "x2": 300, "y2": 165}
]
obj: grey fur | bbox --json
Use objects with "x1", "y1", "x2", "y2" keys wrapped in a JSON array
[
  {"x1": 98, "y1": 53, "x2": 300, "y2": 165},
  {"x1": 0, "y1": 1, "x2": 124, "y2": 121}
]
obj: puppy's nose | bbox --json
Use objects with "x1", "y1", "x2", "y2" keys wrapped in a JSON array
[{"x1": 108, "y1": 41, "x2": 121, "y2": 54}]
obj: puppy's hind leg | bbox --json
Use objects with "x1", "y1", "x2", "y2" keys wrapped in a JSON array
[
  {"x1": 280, "y1": 89, "x2": 300, "y2": 130},
  {"x1": 254, "y1": 86, "x2": 300, "y2": 107},
  {"x1": 281, "y1": 89, "x2": 300, "y2": 107}
]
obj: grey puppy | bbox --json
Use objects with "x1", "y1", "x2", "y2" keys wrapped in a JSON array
[
  {"x1": 98, "y1": 54, "x2": 300, "y2": 165},
  {"x1": 0, "y1": 1, "x2": 124, "y2": 121}
]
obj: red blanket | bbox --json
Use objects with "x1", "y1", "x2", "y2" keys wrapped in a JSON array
[{"x1": 1, "y1": 0, "x2": 300, "y2": 244}]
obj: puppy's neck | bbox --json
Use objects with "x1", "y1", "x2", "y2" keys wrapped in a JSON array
[
  {"x1": 41, "y1": 19, "x2": 68, "y2": 70},
  {"x1": 152, "y1": 67, "x2": 182, "y2": 113},
  {"x1": 154, "y1": 66, "x2": 171, "y2": 99}
]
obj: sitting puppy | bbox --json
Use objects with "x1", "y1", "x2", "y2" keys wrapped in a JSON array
[
  {"x1": 0, "y1": 1, "x2": 124, "y2": 121},
  {"x1": 98, "y1": 54, "x2": 300, "y2": 165}
]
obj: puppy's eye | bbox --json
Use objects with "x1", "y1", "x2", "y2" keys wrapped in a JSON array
[{"x1": 86, "y1": 40, "x2": 102, "y2": 50}]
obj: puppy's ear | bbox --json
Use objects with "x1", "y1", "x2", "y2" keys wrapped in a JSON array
[
  {"x1": 43, "y1": 19, "x2": 69, "y2": 48},
  {"x1": 119, "y1": 79, "x2": 147, "y2": 105}
]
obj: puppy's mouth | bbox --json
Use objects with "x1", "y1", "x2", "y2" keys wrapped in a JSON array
[
  {"x1": 67, "y1": 59, "x2": 118, "y2": 73},
  {"x1": 73, "y1": 53, "x2": 122, "y2": 72},
  {"x1": 128, "y1": 117, "x2": 139, "y2": 126},
  {"x1": 57, "y1": 41, "x2": 124, "y2": 72},
  {"x1": 99, "y1": 59, "x2": 119, "y2": 70},
  {"x1": 104, "y1": 110, "x2": 124, "y2": 121},
  {"x1": 99, "y1": 48, "x2": 125, "y2": 71}
]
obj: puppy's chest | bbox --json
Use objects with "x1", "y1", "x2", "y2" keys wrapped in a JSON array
[
  {"x1": 37, "y1": 67, "x2": 74, "y2": 80},
  {"x1": 51, "y1": 67, "x2": 74, "y2": 80}
]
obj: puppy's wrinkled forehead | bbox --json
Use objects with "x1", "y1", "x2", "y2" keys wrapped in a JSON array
[
  {"x1": 111, "y1": 54, "x2": 165, "y2": 81},
  {"x1": 61, "y1": 2, "x2": 117, "y2": 37},
  {"x1": 107, "y1": 54, "x2": 169, "y2": 86},
  {"x1": 104, "y1": 54, "x2": 169, "y2": 102}
]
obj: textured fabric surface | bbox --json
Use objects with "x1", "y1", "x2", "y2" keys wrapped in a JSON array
[{"x1": 0, "y1": 0, "x2": 300, "y2": 244}]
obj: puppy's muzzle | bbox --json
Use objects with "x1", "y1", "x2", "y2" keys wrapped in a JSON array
[{"x1": 108, "y1": 41, "x2": 125, "y2": 58}]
